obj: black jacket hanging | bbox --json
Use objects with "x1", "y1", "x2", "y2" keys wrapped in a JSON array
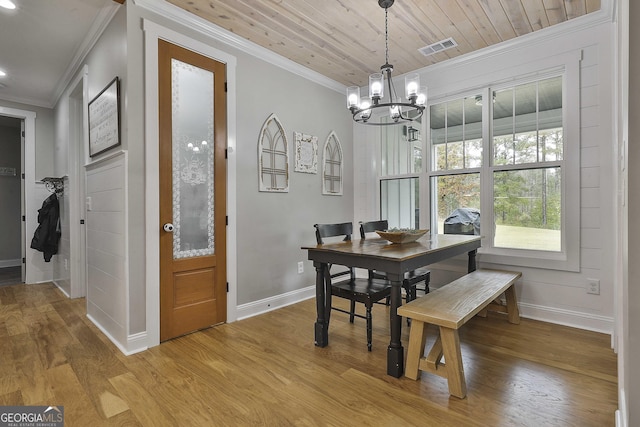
[{"x1": 30, "y1": 193, "x2": 61, "y2": 262}]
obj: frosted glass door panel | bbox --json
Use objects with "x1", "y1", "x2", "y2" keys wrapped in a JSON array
[{"x1": 171, "y1": 58, "x2": 215, "y2": 259}]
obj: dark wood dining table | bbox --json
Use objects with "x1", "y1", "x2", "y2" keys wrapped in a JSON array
[{"x1": 302, "y1": 233, "x2": 482, "y2": 378}]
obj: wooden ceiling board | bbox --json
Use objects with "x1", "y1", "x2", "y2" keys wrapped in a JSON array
[
  {"x1": 542, "y1": 0, "x2": 569, "y2": 26},
  {"x1": 166, "y1": 0, "x2": 601, "y2": 87},
  {"x1": 435, "y1": 0, "x2": 494, "y2": 50},
  {"x1": 521, "y1": 0, "x2": 551, "y2": 31},
  {"x1": 474, "y1": 0, "x2": 520, "y2": 41},
  {"x1": 498, "y1": 0, "x2": 534, "y2": 36},
  {"x1": 407, "y1": 0, "x2": 475, "y2": 57},
  {"x1": 239, "y1": 0, "x2": 373, "y2": 72},
  {"x1": 456, "y1": 0, "x2": 504, "y2": 46}
]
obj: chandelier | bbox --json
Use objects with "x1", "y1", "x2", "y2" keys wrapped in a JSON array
[{"x1": 346, "y1": 0, "x2": 427, "y2": 126}]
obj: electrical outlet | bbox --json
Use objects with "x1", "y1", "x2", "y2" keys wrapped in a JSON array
[
  {"x1": 297, "y1": 261, "x2": 304, "y2": 274},
  {"x1": 587, "y1": 278, "x2": 600, "y2": 295},
  {"x1": 64, "y1": 259, "x2": 68, "y2": 270}
]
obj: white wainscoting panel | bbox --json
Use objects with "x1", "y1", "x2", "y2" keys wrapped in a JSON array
[{"x1": 85, "y1": 151, "x2": 128, "y2": 348}]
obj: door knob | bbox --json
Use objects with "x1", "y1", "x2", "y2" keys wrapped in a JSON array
[{"x1": 163, "y1": 223, "x2": 175, "y2": 232}]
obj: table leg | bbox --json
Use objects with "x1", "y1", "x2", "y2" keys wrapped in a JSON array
[
  {"x1": 467, "y1": 249, "x2": 477, "y2": 272},
  {"x1": 314, "y1": 262, "x2": 329, "y2": 347},
  {"x1": 387, "y1": 274, "x2": 404, "y2": 378}
]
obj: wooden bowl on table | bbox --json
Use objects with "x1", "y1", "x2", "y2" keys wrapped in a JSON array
[{"x1": 375, "y1": 229, "x2": 429, "y2": 244}]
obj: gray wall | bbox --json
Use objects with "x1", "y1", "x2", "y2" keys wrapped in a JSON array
[
  {"x1": 0, "y1": 122, "x2": 21, "y2": 264},
  {"x1": 234, "y1": 53, "x2": 353, "y2": 304}
]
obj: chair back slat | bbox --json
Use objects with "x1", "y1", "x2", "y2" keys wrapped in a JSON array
[
  {"x1": 314, "y1": 222, "x2": 353, "y2": 245},
  {"x1": 359, "y1": 220, "x2": 388, "y2": 239},
  {"x1": 314, "y1": 222, "x2": 354, "y2": 280}
]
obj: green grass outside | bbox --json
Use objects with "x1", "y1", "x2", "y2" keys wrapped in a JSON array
[{"x1": 436, "y1": 221, "x2": 561, "y2": 252}]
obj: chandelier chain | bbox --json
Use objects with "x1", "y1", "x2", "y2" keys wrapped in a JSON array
[
  {"x1": 384, "y1": 7, "x2": 389, "y2": 65},
  {"x1": 345, "y1": 0, "x2": 425, "y2": 125}
]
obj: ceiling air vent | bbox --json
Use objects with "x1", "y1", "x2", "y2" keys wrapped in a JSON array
[{"x1": 418, "y1": 37, "x2": 458, "y2": 57}]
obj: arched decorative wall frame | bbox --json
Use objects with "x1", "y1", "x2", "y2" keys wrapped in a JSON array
[
  {"x1": 322, "y1": 130, "x2": 343, "y2": 196},
  {"x1": 258, "y1": 113, "x2": 289, "y2": 192}
]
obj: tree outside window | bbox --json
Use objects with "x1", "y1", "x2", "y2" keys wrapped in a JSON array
[{"x1": 429, "y1": 76, "x2": 564, "y2": 252}]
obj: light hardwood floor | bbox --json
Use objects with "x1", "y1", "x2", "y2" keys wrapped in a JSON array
[{"x1": 0, "y1": 283, "x2": 617, "y2": 426}]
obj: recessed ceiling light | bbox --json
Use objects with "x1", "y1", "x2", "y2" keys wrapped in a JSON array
[
  {"x1": 0, "y1": 70, "x2": 6, "y2": 77},
  {"x1": 0, "y1": 0, "x2": 16, "y2": 10}
]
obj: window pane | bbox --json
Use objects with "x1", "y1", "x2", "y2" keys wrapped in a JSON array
[
  {"x1": 493, "y1": 168, "x2": 561, "y2": 251},
  {"x1": 430, "y1": 173, "x2": 480, "y2": 234},
  {"x1": 431, "y1": 96, "x2": 482, "y2": 171},
  {"x1": 466, "y1": 139, "x2": 482, "y2": 168},
  {"x1": 380, "y1": 178, "x2": 420, "y2": 229},
  {"x1": 493, "y1": 77, "x2": 563, "y2": 166}
]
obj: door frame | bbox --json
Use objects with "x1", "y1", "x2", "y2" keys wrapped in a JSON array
[
  {"x1": 67, "y1": 65, "x2": 89, "y2": 298},
  {"x1": 143, "y1": 20, "x2": 238, "y2": 347},
  {"x1": 0, "y1": 106, "x2": 36, "y2": 284}
]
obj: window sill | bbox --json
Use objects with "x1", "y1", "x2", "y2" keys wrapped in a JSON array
[{"x1": 478, "y1": 248, "x2": 579, "y2": 272}]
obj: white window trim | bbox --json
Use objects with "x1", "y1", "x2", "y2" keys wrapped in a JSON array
[{"x1": 426, "y1": 56, "x2": 581, "y2": 272}]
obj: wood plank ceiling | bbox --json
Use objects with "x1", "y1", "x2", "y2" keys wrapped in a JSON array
[{"x1": 167, "y1": 0, "x2": 601, "y2": 87}]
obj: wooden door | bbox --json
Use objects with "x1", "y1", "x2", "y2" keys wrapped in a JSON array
[{"x1": 159, "y1": 40, "x2": 227, "y2": 341}]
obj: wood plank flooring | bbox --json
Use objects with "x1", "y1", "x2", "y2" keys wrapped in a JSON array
[
  {"x1": 0, "y1": 283, "x2": 617, "y2": 426},
  {"x1": 0, "y1": 266, "x2": 21, "y2": 286}
]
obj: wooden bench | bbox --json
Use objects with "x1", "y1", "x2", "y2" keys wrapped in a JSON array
[{"x1": 397, "y1": 269, "x2": 521, "y2": 398}]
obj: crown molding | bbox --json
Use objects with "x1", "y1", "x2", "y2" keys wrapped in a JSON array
[
  {"x1": 133, "y1": 0, "x2": 346, "y2": 94},
  {"x1": 49, "y1": 2, "x2": 122, "y2": 108}
]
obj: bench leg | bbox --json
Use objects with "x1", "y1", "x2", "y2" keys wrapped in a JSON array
[
  {"x1": 505, "y1": 285, "x2": 520, "y2": 324},
  {"x1": 404, "y1": 320, "x2": 428, "y2": 380},
  {"x1": 440, "y1": 327, "x2": 467, "y2": 398}
]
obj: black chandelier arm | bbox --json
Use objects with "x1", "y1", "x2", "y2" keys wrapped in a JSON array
[{"x1": 349, "y1": 102, "x2": 424, "y2": 125}]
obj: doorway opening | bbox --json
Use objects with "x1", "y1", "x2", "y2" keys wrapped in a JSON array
[{"x1": 0, "y1": 115, "x2": 24, "y2": 286}]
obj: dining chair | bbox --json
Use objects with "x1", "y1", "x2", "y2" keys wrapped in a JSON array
[
  {"x1": 359, "y1": 220, "x2": 431, "y2": 304},
  {"x1": 314, "y1": 222, "x2": 392, "y2": 351}
]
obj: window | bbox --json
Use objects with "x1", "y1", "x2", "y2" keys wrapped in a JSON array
[
  {"x1": 430, "y1": 95, "x2": 482, "y2": 233},
  {"x1": 491, "y1": 78, "x2": 563, "y2": 251},
  {"x1": 427, "y1": 71, "x2": 579, "y2": 271}
]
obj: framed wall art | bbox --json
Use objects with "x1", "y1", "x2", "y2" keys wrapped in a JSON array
[
  {"x1": 294, "y1": 131, "x2": 318, "y2": 174},
  {"x1": 89, "y1": 76, "x2": 121, "y2": 157}
]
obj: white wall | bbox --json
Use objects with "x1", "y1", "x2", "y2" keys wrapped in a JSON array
[{"x1": 355, "y1": 14, "x2": 617, "y2": 333}]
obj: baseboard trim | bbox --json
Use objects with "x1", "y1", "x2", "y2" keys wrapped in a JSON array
[
  {"x1": 52, "y1": 280, "x2": 71, "y2": 298},
  {"x1": 233, "y1": 285, "x2": 613, "y2": 335},
  {"x1": 125, "y1": 332, "x2": 148, "y2": 355},
  {"x1": 518, "y1": 302, "x2": 613, "y2": 335},
  {"x1": 86, "y1": 313, "x2": 148, "y2": 356},
  {"x1": 235, "y1": 285, "x2": 316, "y2": 321},
  {"x1": 616, "y1": 388, "x2": 626, "y2": 427},
  {"x1": 0, "y1": 259, "x2": 21, "y2": 268}
]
